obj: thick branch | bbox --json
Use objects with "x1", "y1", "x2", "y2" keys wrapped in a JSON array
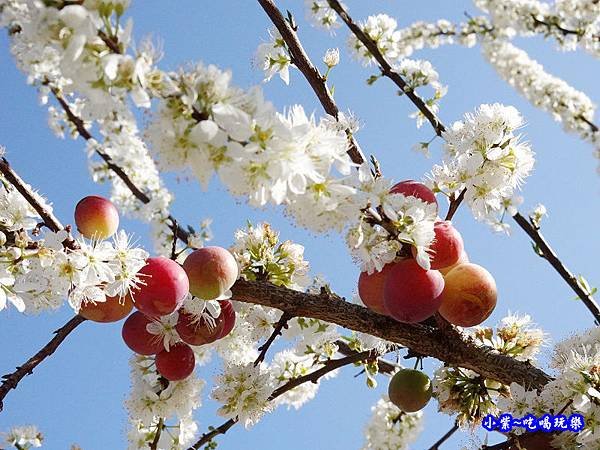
[
  {"x1": 257, "y1": 0, "x2": 365, "y2": 165},
  {"x1": 0, "y1": 315, "x2": 86, "y2": 412},
  {"x1": 512, "y1": 212, "x2": 600, "y2": 324},
  {"x1": 327, "y1": 0, "x2": 446, "y2": 137},
  {"x1": 231, "y1": 279, "x2": 552, "y2": 389}
]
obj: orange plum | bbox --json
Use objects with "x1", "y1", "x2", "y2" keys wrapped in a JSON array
[
  {"x1": 438, "y1": 263, "x2": 497, "y2": 327},
  {"x1": 79, "y1": 294, "x2": 133, "y2": 323},
  {"x1": 439, "y1": 250, "x2": 469, "y2": 276}
]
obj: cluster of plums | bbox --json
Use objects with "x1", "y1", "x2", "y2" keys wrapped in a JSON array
[
  {"x1": 358, "y1": 181, "x2": 499, "y2": 413},
  {"x1": 359, "y1": 180, "x2": 498, "y2": 328},
  {"x1": 74, "y1": 196, "x2": 239, "y2": 381}
]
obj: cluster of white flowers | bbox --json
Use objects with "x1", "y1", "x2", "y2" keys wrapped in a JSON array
[
  {"x1": 0, "y1": 187, "x2": 147, "y2": 314},
  {"x1": 346, "y1": 177, "x2": 438, "y2": 273},
  {"x1": 474, "y1": 0, "x2": 600, "y2": 56},
  {"x1": 483, "y1": 40, "x2": 600, "y2": 162},
  {"x1": 145, "y1": 62, "x2": 366, "y2": 231},
  {"x1": 433, "y1": 365, "x2": 506, "y2": 427},
  {"x1": 348, "y1": 14, "x2": 402, "y2": 66},
  {"x1": 2, "y1": 425, "x2": 43, "y2": 449},
  {"x1": 497, "y1": 327, "x2": 600, "y2": 448},
  {"x1": 270, "y1": 349, "x2": 323, "y2": 410},
  {"x1": 395, "y1": 59, "x2": 447, "y2": 128},
  {"x1": 304, "y1": 0, "x2": 343, "y2": 31},
  {"x1": 392, "y1": 17, "x2": 499, "y2": 58},
  {"x1": 361, "y1": 397, "x2": 423, "y2": 450},
  {"x1": 126, "y1": 355, "x2": 205, "y2": 450},
  {"x1": 433, "y1": 313, "x2": 545, "y2": 426},
  {"x1": 342, "y1": 7, "x2": 600, "y2": 167},
  {"x1": 429, "y1": 103, "x2": 534, "y2": 232},
  {"x1": 343, "y1": 13, "x2": 448, "y2": 127},
  {"x1": 1, "y1": 0, "x2": 180, "y2": 253},
  {"x1": 212, "y1": 362, "x2": 275, "y2": 428},
  {"x1": 468, "y1": 312, "x2": 547, "y2": 362},
  {"x1": 231, "y1": 222, "x2": 309, "y2": 290}
]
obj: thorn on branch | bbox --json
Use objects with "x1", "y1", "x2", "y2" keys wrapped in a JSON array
[{"x1": 285, "y1": 10, "x2": 298, "y2": 31}]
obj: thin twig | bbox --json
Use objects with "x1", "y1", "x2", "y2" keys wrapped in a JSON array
[
  {"x1": 188, "y1": 419, "x2": 237, "y2": 450},
  {"x1": 444, "y1": 188, "x2": 467, "y2": 221},
  {"x1": 254, "y1": 312, "x2": 293, "y2": 365},
  {"x1": 148, "y1": 418, "x2": 164, "y2": 450},
  {"x1": 257, "y1": 0, "x2": 365, "y2": 165},
  {"x1": 327, "y1": 0, "x2": 446, "y2": 137},
  {"x1": 0, "y1": 315, "x2": 86, "y2": 412},
  {"x1": 0, "y1": 158, "x2": 64, "y2": 234},
  {"x1": 512, "y1": 212, "x2": 600, "y2": 324},
  {"x1": 335, "y1": 340, "x2": 397, "y2": 374},
  {"x1": 427, "y1": 421, "x2": 459, "y2": 450},
  {"x1": 269, "y1": 348, "x2": 378, "y2": 399},
  {"x1": 188, "y1": 349, "x2": 380, "y2": 449},
  {"x1": 50, "y1": 88, "x2": 191, "y2": 244}
]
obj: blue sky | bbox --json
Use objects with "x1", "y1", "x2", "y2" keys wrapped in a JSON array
[{"x1": 1, "y1": 1, "x2": 599, "y2": 449}]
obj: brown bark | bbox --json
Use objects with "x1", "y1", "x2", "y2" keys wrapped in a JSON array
[{"x1": 231, "y1": 279, "x2": 552, "y2": 390}]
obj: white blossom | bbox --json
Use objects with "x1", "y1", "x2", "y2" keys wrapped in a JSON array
[
  {"x1": 212, "y1": 362, "x2": 275, "y2": 428},
  {"x1": 3, "y1": 425, "x2": 43, "y2": 448},
  {"x1": 362, "y1": 397, "x2": 423, "y2": 450},
  {"x1": 429, "y1": 103, "x2": 535, "y2": 231}
]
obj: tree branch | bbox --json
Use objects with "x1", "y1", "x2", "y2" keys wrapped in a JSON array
[
  {"x1": 148, "y1": 418, "x2": 164, "y2": 450},
  {"x1": 270, "y1": 348, "x2": 378, "y2": 399},
  {"x1": 254, "y1": 311, "x2": 293, "y2": 366},
  {"x1": 326, "y1": 0, "x2": 599, "y2": 325},
  {"x1": 427, "y1": 421, "x2": 459, "y2": 450},
  {"x1": 335, "y1": 340, "x2": 397, "y2": 374},
  {"x1": 444, "y1": 188, "x2": 466, "y2": 221},
  {"x1": 0, "y1": 157, "x2": 64, "y2": 233},
  {"x1": 0, "y1": 315, "x2": 86, "y2": 412},
  {"x1": 256, "y1": 0, "x2": 365, "y2": 165},
  {"x1": 231, "y1": 279, "x2": 552, "y2": 389},
  {"x1": 50, "y1": 88, "x2": 191, "y2": 244},
  {"x1": 512, "y1": 212, "x2": 600, "y2": 324},
  {"x1": 326, "y1": 0, "x2": 446, "y2": 137},
  {"x1": 189, "y1": 349, "x2": 381, "y2": 449}
]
